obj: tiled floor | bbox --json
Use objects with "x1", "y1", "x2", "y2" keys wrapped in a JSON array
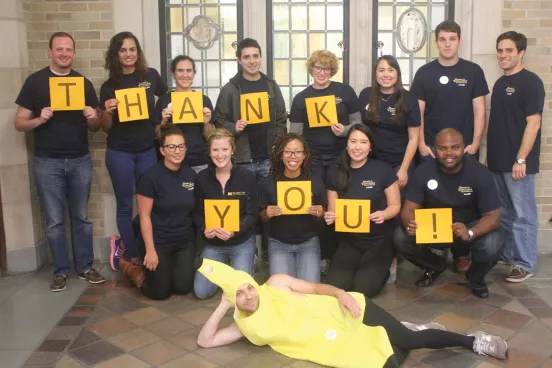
[{"x1": 2, "y1": 256, "x2": 552, "y2": 368}]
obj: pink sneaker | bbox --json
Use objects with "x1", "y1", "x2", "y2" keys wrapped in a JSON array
[{"x1": 110, "y1": 235, "x2": 125, "y2": 271}]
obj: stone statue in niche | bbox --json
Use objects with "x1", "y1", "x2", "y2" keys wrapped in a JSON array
[
  {"x1": 397, "y1": 8, "x2": 427, "y2": 54},
  {"x1": 184, "y1": 15, "x2": 221, "y2": 50}
]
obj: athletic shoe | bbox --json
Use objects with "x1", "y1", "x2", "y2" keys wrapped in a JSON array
[
  {"x1": 469, "y1": 331, "x2": 508, "y2": 360},
  {"x1": 50, "y1": 275, "x2": 68, "y2": 292},
  {"x1": 110, "y1": 235, "x2": 125, "y2": 272},
  {"x1": 505, "y1": 265, "x2": 533, "y2": 283},
  {"x1": 401, "y1": 321, "x2": 447, "y2": 331},
  {"x1": 78, "y1": 268, "x2": 106, "y2": 284}
]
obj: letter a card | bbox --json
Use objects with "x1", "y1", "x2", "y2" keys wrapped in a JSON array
[
  {"x1": 240, "y1": 92, "x2": 270, "y2": 124},
  {"x1": 335, "y1": 199, "x2": 370, "y2": 233},
  {"x1": 204, "y1": 199, "x2": 240, "y2": 232},
  {"x1": 115, "y1": 87, "x2": 149, "y2": 122},
  {"x1": 171, "y1": 91, "x2": 203, "y2": 123},
  {"x1": 306, "y1": 95, "x2": 337, "y2": 128},
  {"x1": 49, "y1": 77, "x2": 85, "y2": 111},
  {"x1": 415, "y1": 208, "x2": 453, "y2": 244},
  {"x1": 277, "y1": 181, "x2": 311, "y2": 215}
]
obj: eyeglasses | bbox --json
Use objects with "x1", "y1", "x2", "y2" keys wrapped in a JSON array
[
  {"x1": 283, "y1": 150, "x2": 305, "y2": 158},
  {"x1": 163, "y1": 144, "x2": 186, "y2": 152},
  {"x1": 312, "y1": 66, "x2": 332, "y2": 74}
]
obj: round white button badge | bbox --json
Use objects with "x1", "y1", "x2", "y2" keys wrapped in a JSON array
[
  {"x1": 325, "y1": 329, "x2": 337, "y2": 341},
  {"x1": 167, "y1": 102, "x2": 173, "y2": 109},
  {"x1": 365, "y1": 104, "x2": 370, "y2": 111},
  {"x1": 439, "y1": 76, "x2": 449, "y2": 84},
  {"x1": 427, "y1": 179, "x2": 438, "y2": 190}
]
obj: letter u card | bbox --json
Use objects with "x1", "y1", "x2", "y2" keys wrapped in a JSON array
[
  {"x1": 277, "y1": 181, "x2": 312, "y2": 215},
  {"x1": 204, "y1": 199, "x2": 240, "y2": 232},
  {"x1": 335, "y1": 199, "x2": 370, "y2": 233}
]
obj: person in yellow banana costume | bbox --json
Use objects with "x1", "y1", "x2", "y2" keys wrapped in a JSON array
[{"x1": 196, "y1": 258, "x2": 508, "y2": 367}]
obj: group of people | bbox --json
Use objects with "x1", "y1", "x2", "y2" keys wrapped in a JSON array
[{"x1": 14, "y1": 18, "x2": 544, "y2": 367}]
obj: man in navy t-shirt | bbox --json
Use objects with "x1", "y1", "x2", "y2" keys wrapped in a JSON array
[
  {"x1": 14, "y1": 32, "x2": 105, "y2": 292},
  {"x1": 394, "y1": 129, "x2": 502, "y2": 299},
  {"x1": 487, "y1": 31, "x2": 545, "y2": 283},
  {"x1": 410, "y1": 20, "x2": 489, "y2": 273}
]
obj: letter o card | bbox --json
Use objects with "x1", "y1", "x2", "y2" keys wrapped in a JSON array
[
  {"x1": 277, "y1": 181, "x2": 312, "y2": 215},
  {"x1": 306, "y1": 95, "x2": 337, "y2": 128},
  {"x1": 204, "y1": 199, "x2": 240, "y2": 232},
  {"x1": 171, "y1": 91, "x2": 203, "y2": 123},
  {"x1": 115, "y1": 87, "x2": 149, "y2": 122},
  {"x1": 240, "y1": 92, "x2": 270, "y2": 124},
  {"x1": 415, "y1": 208, "x2": 453, "y2": 244},
  {"x1": 335, "y1": 199, "x2": 370, "y2": 233},
  {"x1": 49, "y1": 77, "x2": 85, "y2": 111}
]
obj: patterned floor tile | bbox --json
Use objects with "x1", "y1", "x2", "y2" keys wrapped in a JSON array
[
  {"x1": 66, "y1": 306, "x2": 95, "y2": 318},
  {"x1": 159, "y1": 353, "x2": 219, "y2": 368},
  {"x1": 131, "y1": 340, "x2": 186, "y2": 366},
  {"x1": 483, "y1": 309, "x2": 533, "y2": 331},
  {"x1": 86, "y1": 316, "x2": 137, "y2": 338},
  {"x1": 23, "y1": 352, "x2": 61, "y2": 367},
  {"x1": 432, "y1": 312, "x2": 477, "y2": 333},
  {"x1": 109, "y1": 328, "x2": 161, "y2": 352},
  {"x1": 466, "y1": 322, "x2": 517, "y2": 340},
  {"x1": 507, "y1": 332, "x2": 552, "y2": 357},
  {"x1": 177, "y1": 307, "x2": 217, "y2": 326},
  {"x1": 168, "y1": 326, "x2": 202, "y2": 351},
  {"x1": 521, "y1": 319, "x2": 552, "y2": 340},
  {"x1": 122, "y1": 306, "x2": 168, "y2": 326},
  {"x1": 36, "y1": 339, "x2": 72, "y2": 352},
  {"x1": 501, "y1": 299, "x2": 535, "y2": 317},
  {"x1": 47, "y1": 327, "x2": 82, "y2": 340},
  {"x1": 194, "y1": 340, "x2": 258, "y2": 365},
  {"x1": 101, "y1": 293, "x2": 147, "y2": 315},
  {"x1": 54, "y1": 355, "x2": 86, "y2": 368},
  {"x1": 68, "y1": 329, "x2": 101, "y2": 351},
  {"x1": 486, "y1": 347, "x2": 544, "y2": 367},
  {"x1": 434, "y1": 283, "x2": 473, "y2": 299},
  {"x1": 68, "y1": 340, "x2": 124, "y2": 366},
  {"x1": 75, "y1": 295, "x2": 103, "y2": 306},
  {"x1": 449, "y1": 299, "x2": 498, "y2": 319},
  {"x1": 93, "y1": 354, "x2": 151, "y2": 368},
  {"x1": 143, "y1": 316, "x2": 195, "y2": 339}
]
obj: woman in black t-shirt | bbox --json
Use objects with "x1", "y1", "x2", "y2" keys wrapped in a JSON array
[
  {"x1": 116, "y1": 124, "x2": 196, "y2": 300},
  {"x1": 260, "y1": 133, "x2": 326, "y2": 282},
  {"x1": 153, "y1": 55, "x2": 215, "y2": 173},
  {"x1": 325, "y1": 124, "x2": 401, "y2": 298},
  {"x1": 100, "y1": 32, "x2": 168, "y2": 271}
]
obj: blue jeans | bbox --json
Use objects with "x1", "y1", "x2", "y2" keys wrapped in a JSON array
[
  {"x1": 33, "y1": 154, "x2": 94, "y2": 275},
  {"x1": 237, "y1": 158, "x2": 270, "y2": 181},
  {"x1": 268, "y1": 237, "x2": 321, "y2": 282},
  {"x1": 194, "y1": 235, "x2": 257, "y2": 299},
  {"x1": 106, "y1": 148, "x2": 157, "y2": 259},
  {"x1": 491, "y1": 171, "x2": 538, "y2": 273}
]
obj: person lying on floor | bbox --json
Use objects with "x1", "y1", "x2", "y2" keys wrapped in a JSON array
[{"x1": 196, "y1": 259, "x2": 508, "y2": 368}]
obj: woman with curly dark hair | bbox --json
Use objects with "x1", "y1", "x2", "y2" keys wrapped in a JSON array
[
  {"x1": 259, "y1": 133, "x2": 327, "y2": 282},
  {"x1": 99, "y1": 31, "x2": 168, "y2": 271}
]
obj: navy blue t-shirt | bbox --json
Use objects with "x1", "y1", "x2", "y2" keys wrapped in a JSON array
[
  {"x1": 100, "y1": 68, "x2": 168, "y2": 153},
  {"x1": 153, "y1": 92, "x2": 214, "y2": 167},
  {"x1": 410, "y1": 59, "x2": 489, "y2": 147},
  {"x1": 136, "y1": 161, "x2": 196, "y2": 246},
  {"x1": 406, "y1": 158, "x2": 499, "y2": 224}
]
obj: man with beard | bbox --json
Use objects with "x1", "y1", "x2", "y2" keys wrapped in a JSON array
[{"x1": 394, "y1": 129, "x2": 502, "y2": 298}]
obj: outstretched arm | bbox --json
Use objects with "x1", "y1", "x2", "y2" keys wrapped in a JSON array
[{"x1": 197, "y1": 295, "x2": 244, "y2": 348}]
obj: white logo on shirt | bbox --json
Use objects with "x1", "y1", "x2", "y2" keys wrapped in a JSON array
[
  {"x1": 439, "y1": 76, "x2": 449, "y2": 85},
  {"x1": 325, "y1": 329, "x2": 337, "y2": 341},
  {"x1": 182, "y1": 182, "x2": 194, "y2": 190},
  {"x1": 427, "y1": 179, "x2": 438, "y2": 190}
]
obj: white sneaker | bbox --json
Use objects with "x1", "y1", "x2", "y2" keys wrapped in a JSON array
[
  {"x1": 401, "y1": 321, "x2": 447, "y2": 331},
  {"x1": 469, "y1": 331, "x2": 508, "y2": 360},
  {"x1": 387, "y1": 258, "x2": 397, "y2": 285}
]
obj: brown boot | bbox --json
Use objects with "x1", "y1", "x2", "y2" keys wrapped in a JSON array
[{"x1": 119, "y1": 258, "x2": 146, "y2": 288}]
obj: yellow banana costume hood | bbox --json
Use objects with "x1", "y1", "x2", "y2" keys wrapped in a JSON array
[{"x1": 197, "y1": 259, "x2": 398, "y2": 368}]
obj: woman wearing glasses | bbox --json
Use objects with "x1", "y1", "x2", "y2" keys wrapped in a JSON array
[
  {"x1": 115, "y1": 124, "x2": 196, "y2": 300},
  {"x1": 289, "y1": 50, "x2": 362, "y2": 274},
  {"x1": 259, "y1": 133, "x2": 326, "y2": 282}
]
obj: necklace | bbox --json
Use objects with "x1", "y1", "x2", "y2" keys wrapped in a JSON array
[{"x1": 381, "y1": 94, "x2": 393, "y2": 102}]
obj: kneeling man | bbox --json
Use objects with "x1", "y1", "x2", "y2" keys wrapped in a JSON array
[{"x1": 394, "y1": 128, "x2": 502, "y2": 298}]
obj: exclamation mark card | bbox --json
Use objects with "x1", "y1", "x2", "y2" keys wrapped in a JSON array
[{"x1": 414, "y1": 208, "x2": 453, "y2": 244}]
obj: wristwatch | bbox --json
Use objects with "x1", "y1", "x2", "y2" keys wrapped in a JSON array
[
  {"x1": 468, "y1": 229, "x2": 474, "y2": 242},
  {"x1": 516, "y1": 158, "x2": 526, "y2": 165}
]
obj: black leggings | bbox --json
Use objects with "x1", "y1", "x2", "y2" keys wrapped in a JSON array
[
  {"x1": 136, "y1": 236, "x2": 195, "y2": 300},
  {"x1": 363, "y1": 297, "x2": 474, "y2": 366}
]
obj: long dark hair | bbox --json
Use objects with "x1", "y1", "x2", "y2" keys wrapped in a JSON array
[
  {"x1": 367, "y1": 55, "x2": 406, "y2": 123},
  {"x1": 270, "y1": 133, "x2": 312, "y2": 181},
  {"x1": 337, "y1": 124, "x2": 376, "y2": 192},
  {"x1": 104, "y1": 31, "x2": 148, "y2": 82}
]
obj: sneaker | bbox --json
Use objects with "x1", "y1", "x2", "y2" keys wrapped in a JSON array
[
  {"x1": 505, "y1": 265, "x2": 533, "y2": 283},
  {"x1": 110, "y1": 235, "x2": 125, "y2": 271},
  {"x1": 387, "y1": 257, "x2": 397, "y2": 285},
  {"x1": 455, "y1": 256, "x2": 471, "y2": 274},
  {"x1": 78, "y1": 268, "x2": 106, "y2": 284},
  {"x1": 469, "y1": 331, "x2": 508, "y2": 360},
  {"x1": 320, "y1": 259, "x2": 331, "y2": 276},
  {"x1": 401, "y1": 321, "x2": 447, "y2": 331},
  {"x1": 50, "y1": 275, "x2": 68, "y2": 292}
]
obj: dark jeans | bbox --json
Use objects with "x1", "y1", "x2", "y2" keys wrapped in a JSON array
[
  {"x1": 136, "y1": 236, "x2": 195, "y2": 300},
  {"x1": 106, "y1": 148, "x2": 157, "y2": 259},
  {"x1": 327, "y1": 239, "x2": 394, "y2": 298},
  {"x1": 33, "y1": 154, "x2": 94, "y2": 276},
  {"x1": 363, "y1": 296, "x2": 474, "y2": 366},
  {"x1": 393, "y1": 225, "x2": 503, "y2": 290},
  {"x1": 312, "y1": 154, "x2": 340, "y2": 260}
]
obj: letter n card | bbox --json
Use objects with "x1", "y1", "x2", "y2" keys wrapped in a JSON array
[
  {"x1": 240, "y1": 92, "x2": 270, "y2": 124},
  {"x1": 49, "y1": 77, "x2": 85, "y2": 111},
  {"x1": 277, "y1": 181, "x2": 312, "y2": 215},
  {"x1": 115, "y1": 87, "x2": 149, "y2": 122},
  {"x1": 415, "y1": 208, "x2": 453, "y2": 244},
  {"x1": 204, "y1": 199, "x2": 240, "y2": 232},
  {"x1": 306, "y1": 95, "x2": 337, "y2": 128},
  {"x1": 335, "y1": 199, "x2": 370, "y2": 233}
]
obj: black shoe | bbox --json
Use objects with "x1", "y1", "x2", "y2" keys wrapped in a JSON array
[
  {"x1": 415, "y1": 269, "x2": 444, "y2": 287},
  {"x1": 472, "y1": 286, "x2": 489, "y2": 298}
]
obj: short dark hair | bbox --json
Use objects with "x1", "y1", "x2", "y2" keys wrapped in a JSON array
[
  {"x1": 158, "y1": 123, "x2": 185, "y2": 146},
  {"x1": 236, "y1": 38, "x2": 262, "y2": 58},
  {"x1": 170, "y1": 55, "x2": 196, "y2": 73},
  {"x1": 496, "y1": 31, "x2": 527, "y2": 53},
  {"x1": 435, "y1": 20, "x2": 461, "y2": 40},
  {"x1": 49, "y1": 32, "x2": 76, "y2": 50}
]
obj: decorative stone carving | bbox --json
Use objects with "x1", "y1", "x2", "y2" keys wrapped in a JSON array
[
  {"x1": 183, "y1": 15, "x2": 221, "y2": 50},
  {"x1": 396, "y1": 8, "x2": 427, "y2": 54}
]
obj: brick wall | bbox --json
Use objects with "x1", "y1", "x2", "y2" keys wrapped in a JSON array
[{"x1": 503, "y1": 0, "x2": 552, "y2": 245}]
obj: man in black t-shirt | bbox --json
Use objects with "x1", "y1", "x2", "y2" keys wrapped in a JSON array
[
  {"x1": 394, "y1": 129, "x2": 502, "y2": 298},
  {"x1": 487, "y1": 32, "x2": 545, "y2": 283},
  {"x1": 410, "y1": 20, "x2": 489, "y2": 273},
  {"x1": 14, "y1": 32, "x2": 105, "y2": 292}
]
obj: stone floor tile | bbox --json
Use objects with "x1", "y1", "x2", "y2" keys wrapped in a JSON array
[
  {"x1": 501, "y1": 299, "x2": 535, "y2": 317},
  {"x1": 286, "y1": 360, "x2": 326, "y2": 367},
  {"x1": 54, "y1": 355, "x2": 86, "y2": 368},
  {"x1": 23, "y1": 352, "x2": 61, "y2": 367},
  {"x1": 68, "y1": 340, "x2": 124, "y2": 366},
  {"x1": 529, "y1": 306, "x2": 552, "y2": 319},
  {"x1": 169, "y1": 326, "x2": 202, "y2": 351},
  {"x1": 432, "y1": 312, "x2": 477, "y2": 333},
  {"x1": 84, "y1": 306, "x2": 118, "y2": 326},
  {"x1": 483, "y1": 309, "x2": 533, "y2": 331},
  {"x1": 36, "y1": 339, "x2": 72, "y2": 352},
  {"x1": 395, "y1": 294, "x2": 457, "y2": 321},
  {"x1": 159, "y1": 353, "x2": 219, "y2": 368},
  {"x1": 101, "y1": 293, "x2": 147, "y2": 315},
  {"x1": 94, "y1": 354, "x2": 151, "y2": 368},
  {"x1": 225, "y1": 352, "x2": 292, "y2": 368},
  {"x1": 507, "y1": 332, "x2": 552, "y2": 357},
  {"x1": 372, "y1": 293, "x2": 412, "y2": 311},
  {"x1": 486, "y1": 283, "x2": 512, "y2": 297},
  {"x1": 466, "y1": 322, "x2": 517, "y2": 340},
  {"x1": 122, "y1": 306, "x2": 168, "y2": 326},
  {"x1": 109, "y1": 328, "x2": 161, "y2": 351},
  {"x1": 74, "y1": 295, "x2": 103, "y2": 306},
  {"x1": 434, "y1": 283, "x2": 473, "y2": 299},
  {"x1": 143, "y1": 316, "x2": 195, "y2": 339},
  {"x1": 485, "y1": 347, "x2": 543, "y2": 367},
  {"x1": 66, "y1": 306, "x2": 95, "y2": 318},
  {"x1": 502, "y1": 284, "x2": 538, "y2": 298},
  {"x1": 86, "y1": 316, "x2": 137, "y2": 338},
  {"x1": 177, "y1": 306, "x2": 216, "y2": 326},
  {"x1": 519, "y1": 297, "x2": 552, "y2": 309},
  {"x1": 474, "y1": 363, "x2": 503, "y2": 368},
  {"x1": 449, "y1": 299, "x2": 498, "y2": 319},
  {"x1": 131, "y1": 340, "x2": 186, "y2": 366},
  {"x1": 521, "y1": 319, "x2": 552, "y2": 341},
  {"x1": 153, "y1": 297, "x2": 200, "y2": 315},
  {"x1": 383, "y1": 284, "x2": 428, "y2": 300},
  {"x1": 57, "y1": 317, "x2": 88, "y2": 327},
  {"x1": 68, "y1": 329, "x2": 101, "y2": 351},
  {"x1": 540, "y1": 359, "x2": 552, "y2": 368},
  {"x1": 195, "y1": 340, "x2": 257, "y2": 365},
  {"x1": 46, "y1": 327, "x2": 82, "y2": 340},
  {"x1": 465, "y1": 294, "x2": 513, "y2": 309},
  {"x1": 401, "y1": 360, "x2": 433, "y2": 368}
]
